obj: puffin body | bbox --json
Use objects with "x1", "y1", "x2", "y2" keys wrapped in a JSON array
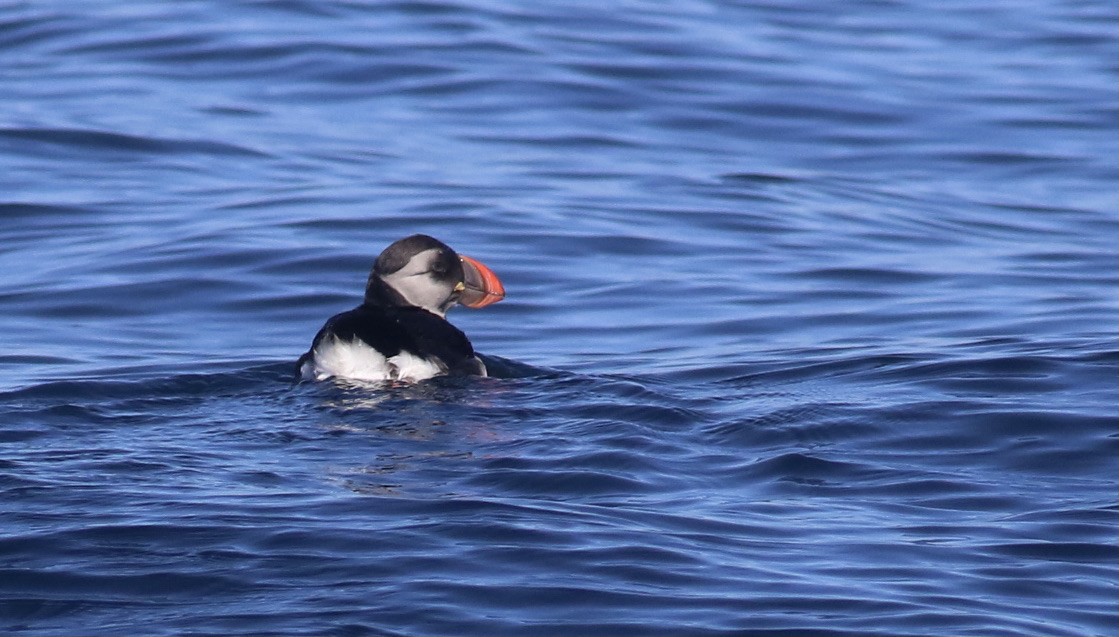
[{"x1": 297, "y1": 234, "x2": 504, "y2": 383}]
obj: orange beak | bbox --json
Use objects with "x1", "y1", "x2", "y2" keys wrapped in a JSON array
[{"x1": 458, "y1": 254, "x2": 505, "y2": 309}]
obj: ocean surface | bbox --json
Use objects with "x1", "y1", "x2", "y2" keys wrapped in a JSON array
[{"x1": 1, "y1": 1, "x2": 1116, "y2": 635}]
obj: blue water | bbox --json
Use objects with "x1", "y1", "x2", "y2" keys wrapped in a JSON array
[{"x1": 2, "y1": 1, "x2": 1116, "y2": 635}]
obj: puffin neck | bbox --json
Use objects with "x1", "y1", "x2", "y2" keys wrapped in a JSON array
[
  {"x1": 362, "y1": 275, "x2": 448, "y2": 318},
  {"x1": 363, "y1": 275, "x2": 411, "y2": 308}
]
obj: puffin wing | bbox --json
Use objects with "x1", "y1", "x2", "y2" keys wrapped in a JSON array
[{"x1": 296, "y1": 306, "x2": 483, "y2": 380}]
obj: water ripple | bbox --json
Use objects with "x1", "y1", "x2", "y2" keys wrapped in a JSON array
[{"x1": 1, "y1": 0, "x2": 1115, "y2": 634}]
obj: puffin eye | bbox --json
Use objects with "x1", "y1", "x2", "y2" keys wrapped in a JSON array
[{"x1": 428, "y1": 252, "x2": 456, "y2": 277}]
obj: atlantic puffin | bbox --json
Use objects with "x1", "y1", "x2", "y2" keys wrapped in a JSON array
[{"x1": 296, "y1": 234, "x2": 505, "y2": 383}]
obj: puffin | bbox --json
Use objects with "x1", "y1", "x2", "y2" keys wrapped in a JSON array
[{"x1": 296, "y1": 234, "x2": 505, "y2": 383}]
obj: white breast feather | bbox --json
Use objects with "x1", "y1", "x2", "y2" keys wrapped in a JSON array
[
  {"x1": 302, "y1": 337, "x2": 444, "y2": 383},
  {"x1": 387, "y1": 350, "x2": 446, "y2": 381}
]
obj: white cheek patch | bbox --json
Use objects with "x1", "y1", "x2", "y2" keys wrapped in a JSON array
[
  {"x1": 301, "y1": 337, "x2": 445, "y2": 383},
  {"x1": 377, "y1": 248, "x2": 452, "y2": 317}
]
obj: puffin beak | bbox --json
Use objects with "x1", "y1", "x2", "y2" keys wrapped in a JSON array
[{"x1": 458, "y1": 254, "x2": 505, "y2": 309}]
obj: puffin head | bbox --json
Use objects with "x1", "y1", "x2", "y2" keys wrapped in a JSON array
[{"x1": 364, "y1": 234, "x2": 505, "y2": 317}]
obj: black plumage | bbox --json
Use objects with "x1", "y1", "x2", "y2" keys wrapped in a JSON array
[{"x1": 295, "y1": 304, "x2": 483, "y2": 378}]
